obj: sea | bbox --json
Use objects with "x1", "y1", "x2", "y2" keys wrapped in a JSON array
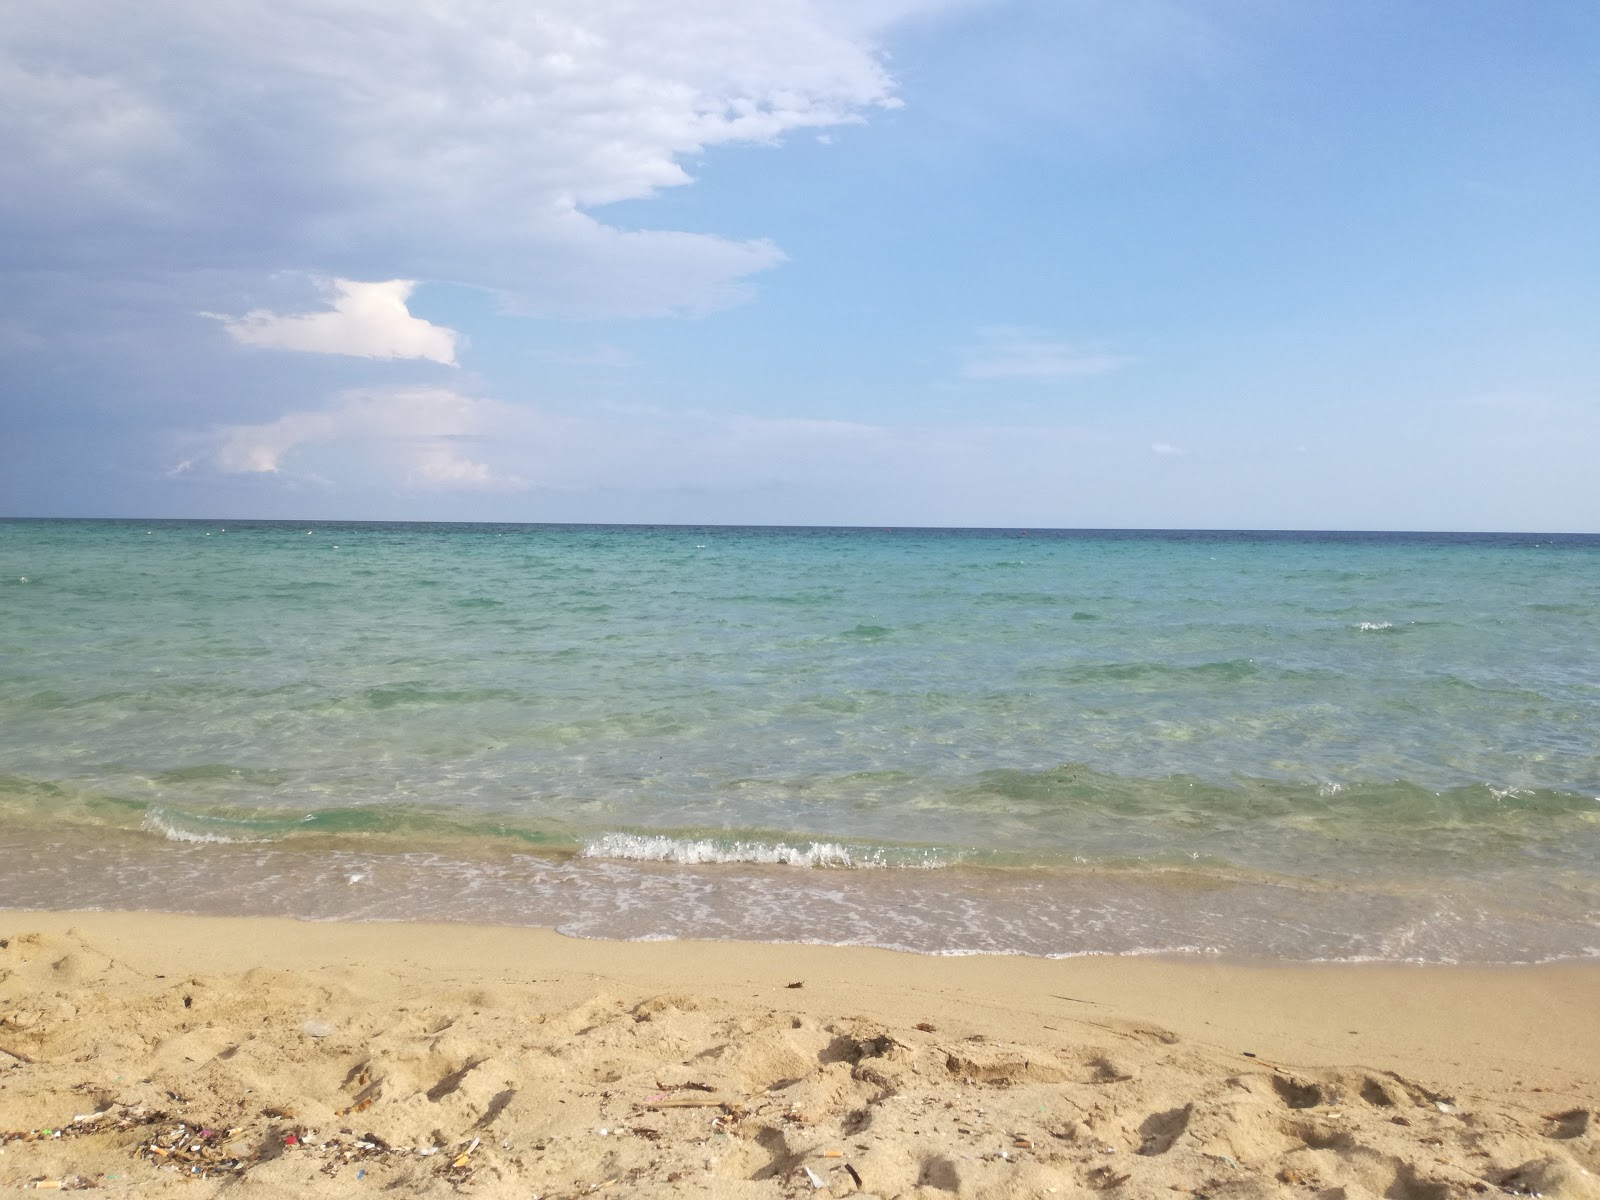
[{"x1": 2, "y1": 518, "x2": 1598, "y2": 963}]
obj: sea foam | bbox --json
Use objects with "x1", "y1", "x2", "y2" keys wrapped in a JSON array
[
  {"x1": 142, "y1": 807, "x2": 253, "y2": 844},
  {"x1": 580, "y1": 832, "x2": 957, "y2": 869}
]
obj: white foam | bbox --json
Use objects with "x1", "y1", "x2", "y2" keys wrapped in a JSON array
[
  {"x1": 141, "y1": 807, "x2": 259, "y2": 845},
  {"x1": 1488, "y1": 786, "x2": 1530, "y2": 801},
  {"x1": 579, "y1": 832, "x2": 956, "y2": 869},
  {"x1": 1355, "y1": 621, "x2": 1393, "y2": 631}
]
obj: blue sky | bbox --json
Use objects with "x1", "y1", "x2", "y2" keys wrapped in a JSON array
[{"x1": 2, "y1": 0, "x2": 1596, "y2": 529}]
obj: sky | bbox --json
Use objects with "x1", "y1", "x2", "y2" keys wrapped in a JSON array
[{"x1": 2, "y1": 0, "x2": 1597, "y2": 530}]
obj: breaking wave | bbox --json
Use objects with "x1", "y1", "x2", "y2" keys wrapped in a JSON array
[
  {"x1": 141, "y1": 806, "x2": 267, "y2": 845},
  {"x1": 580, "y1": 832, "x2": 961, "y2": 869}
]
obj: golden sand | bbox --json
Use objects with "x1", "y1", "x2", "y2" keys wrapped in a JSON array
[{"x1": 1, "y1": 912, "x2": 1596, "y2": 1198}]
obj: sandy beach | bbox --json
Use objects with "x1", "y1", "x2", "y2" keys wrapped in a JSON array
[{"x1": 0, "y1": 912, "x2": 1595, "y2": 1198}]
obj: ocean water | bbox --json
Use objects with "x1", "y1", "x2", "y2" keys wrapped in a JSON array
[{"x1": 2, "y1": 518, "x2": 1598, "y2": 962}]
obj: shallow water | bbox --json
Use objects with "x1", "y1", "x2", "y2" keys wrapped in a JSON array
[{"x1": 2, "y1": 519, "x2": 1598, "y2": 961}]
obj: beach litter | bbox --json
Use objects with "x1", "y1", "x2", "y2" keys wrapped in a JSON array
[
  {"x1": 136, "y1": 1120, "x2": 253, "y2": 1178},
  {"x1": 441, "y1": 1135, "x2": 481, "y2": 1178},
  {"x1": 638, "y1": 1082, "x2": 737, "y2": 1111},
  {"x1": 641, "y1": 1094, "x2": 729, "y2": 1109},
  {"x1": 2, "y1": 1099, "x2": 429, "y2": 1184}
]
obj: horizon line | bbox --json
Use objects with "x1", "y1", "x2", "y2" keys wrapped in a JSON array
[{"x1": 3, "y1": 516, "x2": 1597, "y2": 538}]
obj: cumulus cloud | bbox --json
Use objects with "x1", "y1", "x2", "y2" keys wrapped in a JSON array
[
  {"x1": 962, "y1": 327, "x2": 1127, "y2": 380},
  {"x1": 175, "y1": 387, "x2": 517, "y2": 490},
  {"x1": 0, "y1": 0, "x2": 921, "y2": 315},
  {"x1": 210, "y1": 279, "x2": 458, "y2": 363}
]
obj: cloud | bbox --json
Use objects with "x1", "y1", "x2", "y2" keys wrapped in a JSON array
[
  {"x1": 176, "y1": 387, "x2": 518, "y2": 491},
  {"x1": 210, "y1": 279, "x2": 458, "y2": 364},
  {"x1": 0, "y1": 0, "x2": 923, "y2": 316},
  {"x1": 1150, "y1": 442, "x2": 1184, "y2": 456},
  {"x1": 170, "y1": 387, "x2": 1113, "y2": 505},
  {"x1": 962, "y1": 327, "x2": 1127, "y2": 380}
]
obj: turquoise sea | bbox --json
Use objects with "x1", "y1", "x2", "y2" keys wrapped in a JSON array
[{"x1": 2, "y1": 519, "x2": 1598, "y2": 962}]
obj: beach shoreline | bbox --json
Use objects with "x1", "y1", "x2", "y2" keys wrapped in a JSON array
[
  {"x1": 2, "y1": 910, "x2": 1595, "y2": 1196},
  {"x1": 5, "y1": 828, "x2": 1594, "y2": 964}
]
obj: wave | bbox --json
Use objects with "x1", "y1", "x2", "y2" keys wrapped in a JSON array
[
  {"x1": 141, "y1": 806, "x2": 271, "y2": 845},
  {"x1": 581, "y1": 832, "x2": 961, "y2": 869},
  {"x1": 150, "y1": 764, "x2": 290, "y2": 786},
  {"x1": 6, "y1": 769, "x2": 1598, "y2": 880},
  {"x1": 716, "y1": 592, "x2": 843, "y2": 606},
  {"x1": 356, "y1": 683, "x2": 523, "y2": 710},
  {"x1": 839, "y1": 624, "x2": 893, "y2": 640},
  {"x1": 970, "y1": 592, "x2": 1087, "y2": 607},
  {"x1": 1023, "y1": 659, "x2": 1267, "y2": 685}
]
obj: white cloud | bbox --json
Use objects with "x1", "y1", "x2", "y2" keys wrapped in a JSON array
[
  {"x1": 172, "y1": 388, "x2": 1111, "y2": 504},
  {"x1": 963, "y1": 327, "x2": 1127, "y2": 380},
  {"x1": 1150, "y1": 442, "x2": 1184, "y2": 456},
  {"x1": 0, "y1": 0, "x2": 925, "y2": 315},
  {"x1": 211, "y1": 279, "x2": 458, "y2": 363},
  {"x1": 410, "y1": 446, "x2": 495, "y2": 489},
  {"x1": 177, "y1": 387, "x2": 517, "y2": 491}
]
